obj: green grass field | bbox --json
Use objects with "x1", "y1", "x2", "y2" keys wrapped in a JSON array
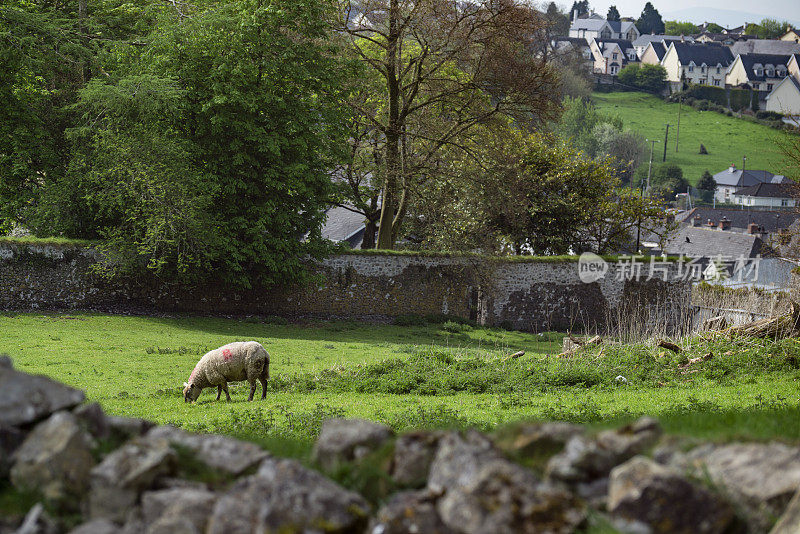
[
  {"x1": 591, "y1": 92, "x2": 793, "y2": 184},
  {"x1": 1, "y1": 312, "x2": 799, "y2": 446}
]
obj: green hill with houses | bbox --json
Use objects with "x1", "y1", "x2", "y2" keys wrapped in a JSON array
[{"x1": 591, "y1": 91, "x2": 795, "y2": 185}]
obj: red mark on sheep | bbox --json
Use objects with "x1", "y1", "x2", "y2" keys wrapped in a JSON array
[{"x1": 222, "y1": 348, "x2": 232, "y2": 361}]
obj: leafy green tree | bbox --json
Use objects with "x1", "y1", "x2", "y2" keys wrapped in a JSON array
[
  {"x1": 617, "y1": 64, "x2": 640, "y2": 87},
  {"x1": 665, "y1": 20, "x2": 698, "y2": 35},
  {"x1": 749, "y1": 19, "x2": 792, "y2": 39},
  {"x1": 635, "y1": 64, "x2": 667, "y2": 93},
  {"x1": 705, "y1": 23, "x2": 724, "y2": 33},
  {"x1": 606, "y1": 5, "x2": 621, "y2": 22},
  {"x1": 647, "y1": 163, "x2": 689, "y2": 201},
  {"x1": 59, "y1": 0, "x2": 350, "y2": 287},
  {"x1": 410, "y1": 124, "x2": 662, "y2": 255},
  {"x1": 698, "y1": 170, "x2": 716, "y2": 191},
  {"x1": 636, "y1": 2, "x2": 664, "y2": 34},
  {"x1": 337, "y1": 0, "x2": 560, "y2": 249}
]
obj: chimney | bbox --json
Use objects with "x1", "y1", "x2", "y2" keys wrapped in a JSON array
[
  {"x1": 573, "y1": 8, "x2": 578, "y2": 21},
  {"x1": 718, "y1": 216, "x2": 731, "y2": 231},
  {"x1": 693, "y1": 215, "x2": 702, "y2": 227},
  {"x1": 748, "y1": 222, "x2": 760, "y2": 234},
  {"x1": 707, "y1": 219, "x2": 714, "y2": 227},
  {"x1": 729, "y1": 163, "x2": 736, "y2": 173}
]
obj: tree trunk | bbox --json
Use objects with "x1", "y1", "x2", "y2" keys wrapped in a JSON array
[{"x1": 376, "y1": 0, "x2": 400, "y2": 250}]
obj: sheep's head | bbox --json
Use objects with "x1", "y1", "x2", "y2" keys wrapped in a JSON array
[{"x1": 183, "y1": 382, "x2": 201, "y2": 402}]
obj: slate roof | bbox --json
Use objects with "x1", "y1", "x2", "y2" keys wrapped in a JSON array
[
  {"x1": 645, "y1": 42, "x2": 667, "y2": 61},
  {"x1": 659, "y1": 226, "x2": 762, "y2": 259},
  {"x1": 677, "y1": 207, "x2": 800, "y2": 234},
  {"x1": 712, "y1": 167, "x2": 791, "y2": 187},
  {"x1": 735, "y1": 53, "x2": 792, "y2": 82},
  {"x1": 670, "y1": 42, "x2": 733, "y2": 66},
  {"x1": 731, "y1": 40, "x2": 800, "y2": 56},
  {"x1": 570, "y1": 18, "x2": 637, "y2": 35},
  {"x1": 632, "y1": 34, "x2": 692, "y2": 47},
  {"x1": 732, "y1": 183, "x2": 797, "y2": 198},
  {"x1": 321, "y1": 206, "x2": 367, "y2": 248}
]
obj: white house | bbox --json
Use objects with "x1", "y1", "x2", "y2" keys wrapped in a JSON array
[
  {"x1": 732, "y1": 183, "x2": 797, "y2": 209},
  {"x1": 569, "y1": 17, "x2": 640, "y2": 42},
  {"x1": 726, "y1": 53, "x2": 792, "y2": 94},
  {"x1": 712, "y1": 164, "x2": 793, "y2": 204},
  {"x1": 765, "y1": 76, "x2": 800, "y2": 116},
  {"x1": 661, "y1": 42, "x2": 734, "y2": 90},
  {"x1": 589, "y1": 38, "x2": 638, "y2": 74},
  {"x1": 631, "y1": 34, "x2": 691, "y2": 58}
]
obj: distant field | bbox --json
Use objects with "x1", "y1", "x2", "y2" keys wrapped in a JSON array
[
  {"x1": 1, "y1": 312, "x2": 799, "y2": 446},
  {"x1": 592, "y1": 91, "x2": 794, "y2": 184}
]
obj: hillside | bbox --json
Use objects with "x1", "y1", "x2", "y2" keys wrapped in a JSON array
[{"x1": 591, "y1": 91, "x2": 794, "y2": 185}]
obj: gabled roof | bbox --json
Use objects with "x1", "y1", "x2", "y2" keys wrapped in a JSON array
[
  {"x1": 677, "y1": 207, "x2": 800, "y2": 233},
  {"x1": 731, "y1": 40, "x2": 800, "y2": 56},
  {"x1": 735, "y1": 53, "x2": 792, "y2": 82},
  {"x1": 321, "y1": 206, "x2": 367, "y2": 247},
  {"x1": 632, "y1": 34, "x2": 692, "y2": 47},
  {"x1": 712, "y1": 166, "x2": 792, "y2": 187},
  {"x1": 732, "y1": 183, "x2": 797, "y2": 198},
  {"x1": 607, "y1": 20, "x2": 638, "y2": 35},
  {"x1": 644, "y1": 42, "x2": 667, "y2": 61},
  {"x1": 670, "y1": 42, "x2": 734, "y2": 67},
  {"x1": 571, "y1": 18, "x2": 609, "y2": 32},
  {"x1": 659, "y1": 226, "x2": 761, "y2": 259},
  {"x1": 596, "y1": 38, "x2": 635, "y2": 51},
  {"x1": 766, "y1": 76, "x2": 800, "y2": 104}
]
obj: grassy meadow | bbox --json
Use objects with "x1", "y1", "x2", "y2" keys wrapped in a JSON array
[
  {"x1": 1, "y1": 312, "x2": 799, "y2": 447},
  {"x1": 591, "y1": 91, "x2": 793, "y2": 184}
]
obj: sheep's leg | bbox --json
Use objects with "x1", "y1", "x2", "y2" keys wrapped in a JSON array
[
  {"x1": 221, "y1": 382, "x2": 231, "y2": 402},
  {"x1": 259, "y1": 377, "x2": 267, "y2": 400},
  {"x1": 248, "y1": 380, "x2": 256, "y2": 402},
  {"x1": 216, "y1": 385, "x2": 222, "y2": 401}
]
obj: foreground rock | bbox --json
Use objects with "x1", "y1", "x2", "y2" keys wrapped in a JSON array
[
  {"x1": 145, "y1": 426, "x2": 269, "y2": 476},
  {"x1": 88, "y1": 440, "x2": 177, "y2": 522},
  {"x1": 429, "y1": 431, "x2": 585, "y2": 533},
  {"x1": 392, "y1": 430, "x2": 443, "y2": 485},
  {"x1": 771, "y1": 488, "x2": 800, "y2": 534},
  {"x1": 683, "y1": 442, "x2": 800, "y2": 531},
  {"x1": 142, "y1": 487, "x2": 217, "y2": 534},
  {"x1": 369, "y1": 490, "x2": 454, "y2": 534},
  {"x1": 0, "y1": 355, "x2": 85, "y2": 426},
  {"x1": 494, "y1": 422, "x2": 583, "y2": 458},
  {"x1": 10, "y1": 411, "x2": 96, "y2": 507},
  {"x1": 547, "y1": 417, "x2": 662, "y2": 483},
  {"x1": 608, "y1": 456, "x2": 733, "y2": 534},
  {"x1": 207, "y1": 457, "x2": 370, "y2": 533},
  {"x1": 313, "y1": 418, "x2": 394, "y2": 470}
]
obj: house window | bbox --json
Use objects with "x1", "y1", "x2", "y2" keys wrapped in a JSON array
[
  {"x1": 766, "y1": 69, "x2": 774, "y2": 77},
  {"x1": 767, "y1": 83, "x2": 773, "y2": 91},
  {"x1": 753, "y1": 82, "x2": 760, "y2": 90},
  {"x1": 716, "y1": 67, "x2": 721, "y2": 74},
  {"x1": 601, "y1": 29, "x2": 611, "y2": 39},
  {"x1": 688, "y1": 65, "x2": 694, "y2": 72},
  {"x1": 701, "y1": 66, "x2": 706, "y2": 73},
  {"x1": 629, "y1": 51, "x2": 636, "y2": 60},
  {"x1": 755, "y1": 68, "x2": 762, "y2": 76},
  {"x1": 713, "y1": 79, "x2": 720, "y2": 86},
  {"x1": 782, "y1": 199, "x2": 789, "y2": 207},
  {"x1": 612, "y1": 53, "x2": 618, "y2": 60}
]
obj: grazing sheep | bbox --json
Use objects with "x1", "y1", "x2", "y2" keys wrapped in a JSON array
[{"x1": 183, "y1": 341, "x2": 269, "y2": 403}]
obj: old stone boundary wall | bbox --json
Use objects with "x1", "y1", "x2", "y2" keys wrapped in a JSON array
[{"x1": 0, "y1": 242, "x2": 691, "y2": 332}]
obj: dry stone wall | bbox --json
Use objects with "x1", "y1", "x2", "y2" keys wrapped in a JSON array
[{"x1": 0, "y1": 243, "x2": 691, "y2": 332}]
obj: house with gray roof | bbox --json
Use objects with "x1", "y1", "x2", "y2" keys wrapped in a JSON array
[
  {"x1": 639, "y1": 41, "x2": 667, "y2": 65},
  {"x1": 661, "y1": 42, "x2": 734, "y2": 90},
  {"x1": 730, "y1": 40, "x2": 800, "y2": 57},
  {"x1": 650, "y1": 225, "x2": 762, "y2": 262},
  {"x1": 632, "y1": 34, "x2": 692, "y2": 57},
  {"x1": 765, "y1": 75, "x2": 800, "y2": 116},
  {"x1": 589, "y1": 38, "x2": 637, "y2": 74},
  {"x1": 712, "y1": 164, "x2": 793, "y2": 204},
  {"x1": 733, "y1": 183, "x2": 798, "y2": 209},
  {"x1": 726, "y1": 53, "x2": 793, "y2": 95},
  {"x1": 677, "y1": 207, "x2": 800, "y2": 238},
  {"x1": 321, "y1": 206, "x2": 369, "y2": 248},
  {"x1": 569, "y1": 17, "x2": 639, "y2": 42}
]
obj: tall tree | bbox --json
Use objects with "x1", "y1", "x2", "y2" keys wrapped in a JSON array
[
  {"x1": 698, "y1": 171, "x2": 716, "y2": 191},
  {"x1": 336, "y1": 0, "x2": 561, "y2": 249},
  {"x1": 705, "y1": 22, "x2": 724, "y2": 33},
  {"x1": 56, "y1": 0, "x2": 350, "y2": 287},
  {"x1": 606, "y1": 5, "x2": 620, "y2": 22},
  {"x1": 636, "y1": 2, "x2": 664, "y2": 35},
  {"x1": 545, "y1": 2, "x2": 570, "y2": 36},
  {"x1": 569, "y1": 0, "x2": 589, "y2": 20}
]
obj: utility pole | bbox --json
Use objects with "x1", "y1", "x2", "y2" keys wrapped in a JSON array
[
  {"x1": 646, "y1": 138, "x2": 660, "y2": 194},
  {"x1": 675, "y1": 97, "x2": 681, "y2": 152},
  {"x1": 662, "y1": 123, "x2": 670, "y2": 162}
]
